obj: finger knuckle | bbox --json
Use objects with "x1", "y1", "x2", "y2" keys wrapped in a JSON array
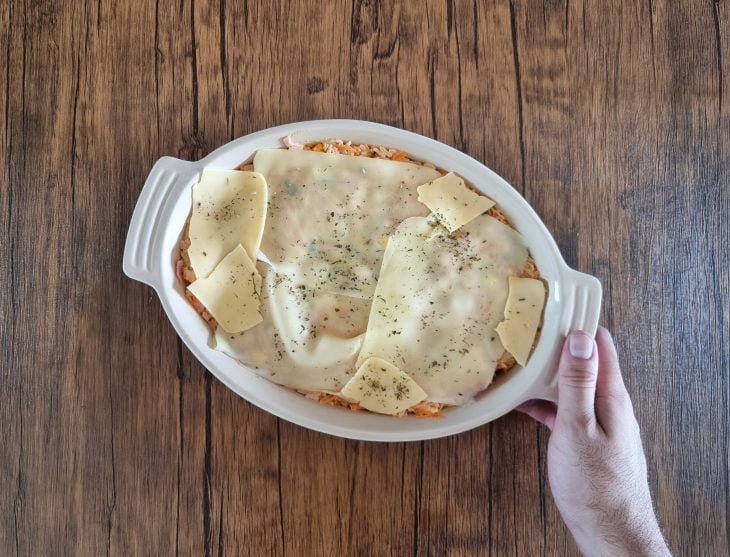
[
  {"x1": 562, "y1": 366, "x2": 598, "y2": 388},
  {"x1": 598, "y1": 389, "x2": 631, "y2": 410},
  {"x1": 569, "y1": 408, "x2": 596, "y2": 430}
]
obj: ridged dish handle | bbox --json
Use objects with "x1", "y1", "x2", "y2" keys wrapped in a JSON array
[
  {"x1": 123, "y1": 156, "x2": 198, "y2": 288},
  {"x1": 527, "y1": 269, "x2": 603, "y2": 403}
]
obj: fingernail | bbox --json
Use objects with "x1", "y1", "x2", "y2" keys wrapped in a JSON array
[{"x1": 568, "y1": 333, "x2": 594, "y2": 359}]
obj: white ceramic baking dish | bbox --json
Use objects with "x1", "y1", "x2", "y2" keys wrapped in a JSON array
[{"x1": 123, "y1": 119, "x2": 601, "y2": 442}]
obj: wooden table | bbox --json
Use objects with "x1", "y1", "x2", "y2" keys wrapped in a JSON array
[{"x1": 2, "y1": 1, "x2": 728, "y2": 555}]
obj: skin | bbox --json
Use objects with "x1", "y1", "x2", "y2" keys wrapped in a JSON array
[{"x1": 517, "y1": 327, "x2": 671, "y2": 557}]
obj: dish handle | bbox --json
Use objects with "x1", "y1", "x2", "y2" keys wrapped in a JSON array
[
  {"x1": 524, "y1": 269, "x2": 603, "y2": 404},
  {"x1": 123, "y1": 157, "x2": 198, "y2": 288}
]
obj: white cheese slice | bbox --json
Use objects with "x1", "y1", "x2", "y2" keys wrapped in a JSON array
[
  {"x1": 357, "y1": 215, "x2": 528, "y2": 405},
  {"x1": 495, "y1": 277, "x2": 545, "y2": 366},
  {"x1": 416, "y1": 172, "x2": 495, "y2": 233},
  {"x1": 187, "y1": 244, "x2": 263, "y2": 334},
  {"x1": 341, "y1": 357, "x2": 427, "y2": 415},
  {"x1": 188, "y1": 169, "x2": 267, "y2": 279},
  {"x1": 253, "y1": 148, "x2": 439, "y2": 277}
]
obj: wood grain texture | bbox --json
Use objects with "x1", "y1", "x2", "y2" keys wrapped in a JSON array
[{"x1": 1, "y1": 0, "x2": 728, "y2": 555}]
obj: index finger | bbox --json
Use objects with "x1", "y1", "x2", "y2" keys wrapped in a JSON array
[{"x1": 594, "y1": 327, "x2": 634, "y2": 429}]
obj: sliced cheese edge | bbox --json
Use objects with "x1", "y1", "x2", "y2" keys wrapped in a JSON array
[
  {"x1": 187, "y1": 244, "x2": 263, "y2": 334},
  {"x1": 188, "y1": 169, "x2": 268, "y2": 279},
  {"x1": 416, "y1": 172, "x2": 495, "y2": 233},
  {"x1": 495, "y1": 277, "x2": 546, "y2": 366},
  {"x1": 341, "y1": 357, "x2": 427, "y2": 415}
]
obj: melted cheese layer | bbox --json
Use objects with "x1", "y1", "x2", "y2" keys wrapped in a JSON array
[
  {"x1": 214, "y1": 263, "x2": 362, "y2": 391},
  {"x1": 213, "y1": 150, "x2": 440, "y2": 391},
  {"x1": 356, "y1": 215, "x2": 528, "y2": 405},
  {"x1": 254, "y1": 149, "x2": 439, "y2": 292}
]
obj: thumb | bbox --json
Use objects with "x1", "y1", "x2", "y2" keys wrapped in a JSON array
[{"x1": 557, "y1": 331, "x2": 599, "y2": 427}]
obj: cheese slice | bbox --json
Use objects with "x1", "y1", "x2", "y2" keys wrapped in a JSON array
[
  {"x1": 253, "y1": 148, "x2": 439, "y2": 274},
  {"x1": 417, "y1": 172, "x2": 495, "y2": 233},
  {"x1": 187, "y1": 244, "x2": 263, "y2": 334},
  {"x1": 188, "y1": 169, "x2": 267, "y2": 279},
  {"x1": 341, "y1": 357, "x2": 427, "y2": 415},
  {"x1": 357, "y1": 215, "x2": 528, "y2": 405},
  {"x1": 495, "y1": 277, "x2": 546, "y2": 366}
]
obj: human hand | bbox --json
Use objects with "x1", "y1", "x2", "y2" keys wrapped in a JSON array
[{"x1": 518, "y1": 327, "x2": 670, "y2": 556}]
